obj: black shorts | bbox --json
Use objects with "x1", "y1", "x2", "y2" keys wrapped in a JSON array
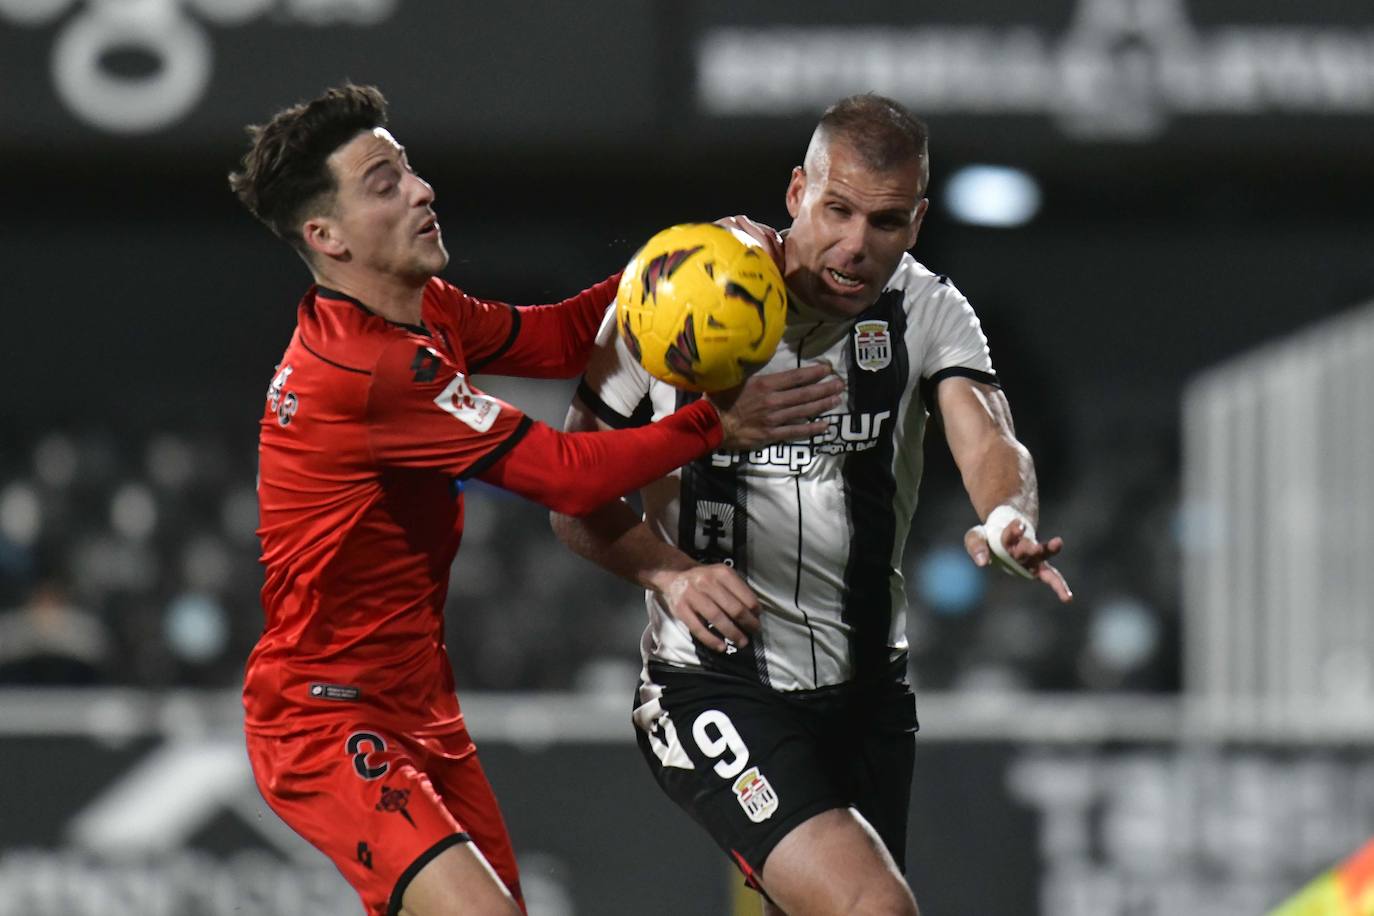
[{"x1": 633, "y1": 659, "x2": 918, "y2": 885}]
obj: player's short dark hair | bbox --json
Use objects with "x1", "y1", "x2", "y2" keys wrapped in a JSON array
[
  {"x1": 229, "y1": 83, "x2": 388, "y2": 250},
  {"x1": 817, "y1": 94, "x2": 929, "y2": 189}
]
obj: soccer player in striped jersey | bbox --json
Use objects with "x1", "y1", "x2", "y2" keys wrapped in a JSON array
[
  {"x1": 552, "y1": 95, "x2": 1072, "y2": 915},
  {"x1": 230, "y1": 84, "x2": 843, "y2": 916}
]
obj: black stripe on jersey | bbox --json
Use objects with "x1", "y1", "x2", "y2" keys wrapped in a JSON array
[
  {"x1": 468, "y1": 305, "x2": 522, "y2": 373},
  {"x1": 387, "y1": 833, "x2": 472, "y2": 916},
  {"x1": 675, "y1": 390, "x2": 769, "y2": 686},
  {"x1": 575, "y1": 379, "x2": 653, "y2": 429},
  {"x1": 840, "y1": 289, "x2": 909, "y2": 683},
  {"x1": 917, "y1": 367, "x2": 1001, "y2": 423},
  {"x1": 459, "y1": 416, "x2": 534, "y2": 480},
  {"x1": 299, "y1": 335, "x2": 372, "y2": 375}
]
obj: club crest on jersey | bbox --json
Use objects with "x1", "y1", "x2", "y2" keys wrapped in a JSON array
[
  {"x1": 434, "y1": 373, "x2": 500, "y2": 432},
  {"x1": 853, "y1": 320, "x2": 891, "y2": 372},
  {"x1": 733, "y1": 766, "x2": 779, "y2": 823}
]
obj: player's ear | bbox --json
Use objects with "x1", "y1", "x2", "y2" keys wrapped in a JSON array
[
  {"x1": 302, "y1": 217, "x2": 346, "y2": 259},
  {"x1": 785, "y1": 166, "x2": 806, "y2": 219}
]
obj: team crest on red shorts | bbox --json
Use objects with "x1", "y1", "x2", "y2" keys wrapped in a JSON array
[{"x1": 377, "y1": 785, "x2": 416, "y2": 828}]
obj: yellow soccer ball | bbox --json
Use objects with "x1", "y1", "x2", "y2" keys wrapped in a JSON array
[{"x1": 616, "y1": 223, "x2": 787, "y2": 393}]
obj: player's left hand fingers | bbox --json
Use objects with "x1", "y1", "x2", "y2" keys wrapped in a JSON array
[
  {"x1": 702, "y1": 614, "x2": 750, "y2": 648},
  {"x1": 682, "y1": 567, "x2": 764, "y2": 650},
  {"x1": 698, "y1": 591, "x2": 761, "y2": 638},
  {"x1": 687, "y1": 592, "x2": 753, "y2": 646},
  {"x1": 714, "y1": 570, "x2": 761, "y2": 616},
  {"x1": 685, "y1": 614, "x2": 728, "y2": 652}
]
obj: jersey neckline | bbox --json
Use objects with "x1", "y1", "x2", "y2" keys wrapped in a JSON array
[{"x1": 315, "y1": 285, "x2": 431, "y2": 337}]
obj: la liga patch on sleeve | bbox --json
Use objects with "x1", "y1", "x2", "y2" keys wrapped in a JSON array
[{"x1": 433, "y1": 374, "x2": 501, "y2": 432}]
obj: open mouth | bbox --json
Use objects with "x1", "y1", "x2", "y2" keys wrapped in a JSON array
[
  {"x1": 825, "y1": 267, "x2": 864, "y2": 291},
  {"x1": 417, "y1": 218, "x2": 439, "y2": 237}
]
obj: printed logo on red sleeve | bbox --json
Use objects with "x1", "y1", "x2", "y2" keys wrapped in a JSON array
[{"x1": 433, "y1": 373, "x2": 500, "y2": 432}]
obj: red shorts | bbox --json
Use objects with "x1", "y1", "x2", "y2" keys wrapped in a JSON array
[{"x1": 246, "y1": 718, "x2": 523, "y2": 916}]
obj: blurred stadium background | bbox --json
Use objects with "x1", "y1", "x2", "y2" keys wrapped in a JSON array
[{"x1": 1, "y1": 1, "x2": 1372, "y2": 913}]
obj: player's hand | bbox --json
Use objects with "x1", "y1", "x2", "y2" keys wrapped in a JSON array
[
  {"x1": 662, "y1": 563, "x2": 762, "y2": 652},
  {"x1": 714, "y1": 214, "x2": 784, "y2": 270},
  {"x1": 709, "y1": 363, "x2": 844, "y2": 451},
  {"x1": 964, "y1": 521, "x2": 1073, "y2": 603}
]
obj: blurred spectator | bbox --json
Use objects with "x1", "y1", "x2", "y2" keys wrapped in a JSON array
[
  {"x1": 0, "y1": 581, "x2": 111, "y2": 684},
  {"x1": 0, "y1": 423, "x2": 1182, "y2": 693}
]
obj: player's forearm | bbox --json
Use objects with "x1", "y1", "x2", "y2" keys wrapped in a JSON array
[
  {"x1": 551, "y1": 500, "x2": 698, "y2": 592},
  {"x1": 488, "y1": 273, "x2": 620, "y2": 378},
  {"x1": 477, "y1": 399, "x2": 722, "y2": 516},
  {"x1": 962, "y1": 435, "x2": 1039, "y2": 523}
]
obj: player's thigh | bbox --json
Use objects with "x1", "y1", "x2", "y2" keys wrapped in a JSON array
[
  {"x1": 419, "y1": 731, "x2": 523, "y2": 907},
  {"x1": 633, "y1": 667, "x2": 840, "y2": 886},
  {"x1": 840, "y1": 681, "x2": 917, "y2": 870},
  {"x1": 396, "y1": 841, "x2": 520, "y2": 916},
  {"x1": 761, "y1": 807, "x2": 918, "y2": 916},
  {"x1": 246, "y1": 722, "x2": 484, "y2": 916}
]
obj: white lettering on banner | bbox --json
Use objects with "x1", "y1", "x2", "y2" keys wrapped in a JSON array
[
  {"x1": 0, "y1": 0, "x2": 397, "y2": 134},
  {"x1": 52, "y1": 1, "x2": 211, "y2": 133},
  {"x1": 1006, "y1": 748, "x2": 1374, "y2": 916},
  {"x1": 696, "y1": 0, "x2": 1374, "y2": 140},
  {"x1": 0, "y1": 850, "x2": 356, "y2": 916}
]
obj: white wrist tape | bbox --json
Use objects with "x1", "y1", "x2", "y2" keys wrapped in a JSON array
[{"x1": 980, "y1": 504, "x2": 1036, "y2": 579}]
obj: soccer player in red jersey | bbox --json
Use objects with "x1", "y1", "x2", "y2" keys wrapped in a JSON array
[{"x1": 229, "y1": 84, "x2": 843, "y2": 916}]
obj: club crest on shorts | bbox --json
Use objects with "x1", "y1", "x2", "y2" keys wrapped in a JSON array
[
  {"x1": 853, "y1": 320, "x2": 891, "y2": 372},
  {"x1": 733, "y1": 766, "x2": 779, "y2": 823},
  {"x1": 376, "y1": 784, "x2": 416, "y2": 828}
]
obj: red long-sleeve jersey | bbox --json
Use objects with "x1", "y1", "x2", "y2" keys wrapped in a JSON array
[{"x1": 245, "y1": 275, "x2": 720, "y2": 735}]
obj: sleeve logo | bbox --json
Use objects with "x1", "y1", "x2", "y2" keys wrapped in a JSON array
[
  {"x1": 266, "y1": 364, "x2": 299, "y2": 426},
  {"x1": 433, "y1": 373, "x2": 500, "y2": 433}
]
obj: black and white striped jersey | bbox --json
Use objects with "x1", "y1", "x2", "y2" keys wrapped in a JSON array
[{"x1": 578, "y1": 253, "x2": 997, "y2": 691}]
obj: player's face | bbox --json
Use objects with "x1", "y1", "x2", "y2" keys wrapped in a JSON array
[
  {"x1": 783, "y1": 140, "x2": 927, "y2": 319},
  {"x1": 322, "y1": 128, "x2": 448, "y2": 282}
]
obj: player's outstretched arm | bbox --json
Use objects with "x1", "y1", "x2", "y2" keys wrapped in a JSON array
[
  {"x1": 548, "y1": 399, "x2": 764, "y2": 652},
  {"x1": 937, "y1": 376, "x2": 1072, "y2": 602}
]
